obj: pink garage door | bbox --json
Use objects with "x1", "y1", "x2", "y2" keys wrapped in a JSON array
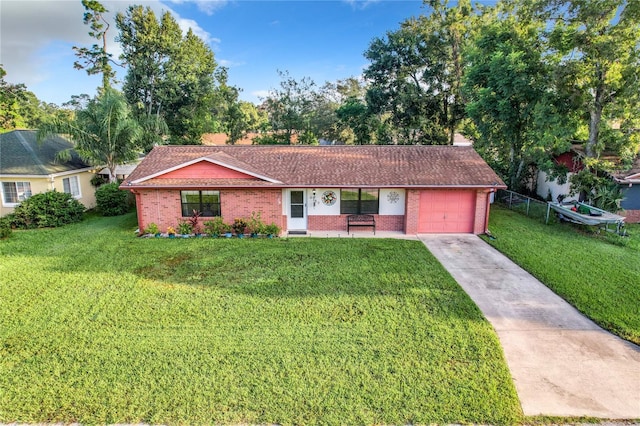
[{"x1": 418, "y1": 190, "x2": 476, "y2": 233}]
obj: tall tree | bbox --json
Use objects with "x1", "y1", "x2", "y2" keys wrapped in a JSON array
[
  {"x1": 260, "y1": 71, "x2": 317, "y2": 144},
  {"x1": 116, "y1": 6, "x2": 176, "y2": 118},
  {"x1": 1, "y1": 65, "x2": 31, "y2": 131},
  {"x1": 463, "y1": 9, "x2": 553, "y2": 190},
  {"x1": 333, "y1": 77, "x2": 376, "y2": 144},
  {"x1": 364, "y1": 0, "x2": 474, "y2": 144},
  {"x1": 116, "y1": 6, "x2": 216, "y2": 144},
  {"x1": 0, "y1": 66, "x2": 71, "y2": 132},
  {"x1": 73, "y1": 0, "x2": 116, "y2": 90},
  {"x1": 39, "y1": 88, "x2": 142, "y2": 182},
  {"x1": 308, "y1": 82, "x2": 343, "y2": 143},
  {"x1": 424, "y1": 0, "x2": 473, "y2": 144},
  {"x1": 163, "y1": 28, "x2": 217, "y2": 144},
  {"x1": 541, "y1": 0, "x2": 640, "y2": 161},
  {"x1": 336, "y1": 97, "x2": 375, "y2": 144},
  {"x1": 212, "y1": 67, "x2": 245, "y2": 144},
  {"x1": 211, "y1": 66, "x2": 268, "y2": 144}
]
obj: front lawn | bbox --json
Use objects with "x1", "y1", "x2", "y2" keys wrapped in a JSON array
[
  {"x1": 486, "y1": 206, "x2": 640, "y2": 345},
  {"x1": 0, "y1": 213, "x2": 522, "y2": 425}
]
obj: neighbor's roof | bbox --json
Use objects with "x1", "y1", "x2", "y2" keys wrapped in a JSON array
[
  {"x1": 201, "y1": 132, "x2": 299, "y2": 145},
  {"x1": 0, "y1": 130, "x2": 92, "y2": 176},
  {"x1": 612, "y1": 155, "x2": 640, "y2": 184},
  {"x1": 122, "y1": 145, "x2": 505, "y2": 189}
]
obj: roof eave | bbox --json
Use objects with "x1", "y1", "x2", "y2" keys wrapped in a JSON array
[
  {"x1": 120, "y1": 183, "x2": 506, "y2": 190},
  {"x1": 0, "y1": 167, "x2": 96, "y2": 179}
]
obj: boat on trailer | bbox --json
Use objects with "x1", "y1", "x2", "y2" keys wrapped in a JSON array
[{"x1": 546, "y1": 202, "x2": 626, "y2": 234}]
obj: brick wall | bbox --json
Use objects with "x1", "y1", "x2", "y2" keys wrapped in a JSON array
[
  {"x1": 622, "y1": 209, "x2": 640, "y2": 223},
  {"x1": 308, "y1": 214, "x2": 404, "y2": 233},
  {"x1": 133, "y1": 187, "x2": 498, "y2": 235},
  {"x1": 404, "y1": 189, "x2": 421, "y2": 234},
  {"x1": 136, "y1": 189, "x2": 181, "y2": 232},
  {"x1": 135, "y1": 188, "x2": 284, "y2": 233},
  {"x1": 473, "y1": 190, "x2": 490, "y2": 234}
]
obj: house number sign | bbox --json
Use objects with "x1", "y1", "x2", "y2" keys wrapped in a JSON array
[{"x1": 322, "y1": 190, "x2": 337, "y2": 206}]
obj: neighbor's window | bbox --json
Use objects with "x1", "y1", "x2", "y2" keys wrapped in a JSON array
[
  {"x1": 340, "y1": 189, "x2": 379, "y2": 214},
  {"x1": 62, "y1": 176, "x2": 81, "y2": 198},
  {"x1": 2, "y1": 181, "x2": 32, "y2": 205},
  {"x1": 181, "y1": 190, "x2": 221, "y2": 217}
]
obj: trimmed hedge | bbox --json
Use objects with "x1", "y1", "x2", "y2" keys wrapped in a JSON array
[
  {"x1": 12, "y1": 191, "x2": 85, "y2": 228},
  {"x1": 95, "y1": 182, "x2": 132, "y2": 216}
]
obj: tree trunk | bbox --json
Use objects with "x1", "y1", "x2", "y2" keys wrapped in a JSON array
[
  {"x1": 101, "y1": 20, "x2": 111, "y2": 90},
  {"x1": 587, "y1": 106, "x2": 602, "y2": 158},
  {"x1": 508, "y1": 144, "x2": 516, "y2": 189},
  {"x1": 586, "y1": 67, "x2": 606, "y2": 158},
  {"x1": 108, "y1": 165, "x2": 117, "y2": 183},
  {"x1": 514, "y1": 159, "x2": 525, "y2": 191},
  {"x1": 450, "y1": 29, "x2": 462, "y2": 146}
]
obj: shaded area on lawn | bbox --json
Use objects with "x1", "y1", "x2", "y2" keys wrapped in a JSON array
[
  {"x1": 485, "y1": 206, "x2": 640, "y2": 345},
  {"x1": 0, "y1": 213, "x2": 522, "y2": 425}
]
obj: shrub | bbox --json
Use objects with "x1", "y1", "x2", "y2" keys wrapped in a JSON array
[
  {"x1": 95, "y1": 182, "x2": 131, "y2": 216},
  {"x1": 188, "y1": 210, "x2": 202, "y2": 234},
  {"x1": 177, "y1": 220, "x2": 192, "y2": 235},
  {"x1": 203, "y1": 217, "x2": 226, "y2": 236},
  {"x1": 232, "y1": 218, "x2": 247, "y2": 234},
  {"x1": 12, "y1": 191, "x2": 85, "y2": 228},
  {"x1": 0, "y1": 216, "x2": 12, "y2": 239},
  {"x1": 264, "y1": 223, "x2": 281, "y2": 236},
  {"x1": 144, "y1": 223, "x2": 160, "y2": 235},
  {"x1": 246, "y1": 211, "x2": 265, "y2": 235}
]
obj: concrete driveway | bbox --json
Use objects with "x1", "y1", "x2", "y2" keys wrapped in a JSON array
[{"x1": 419, "y1": 234, "x2": 640, "y2": 419}]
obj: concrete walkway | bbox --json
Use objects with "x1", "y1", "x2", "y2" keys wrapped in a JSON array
[{"x1": 419, "y1": 234, "x2": 640, "y2": 419}]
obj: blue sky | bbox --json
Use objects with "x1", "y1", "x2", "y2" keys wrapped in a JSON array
[{"x1": 1, "y1": 0, "x2": 427, "y2": 106}]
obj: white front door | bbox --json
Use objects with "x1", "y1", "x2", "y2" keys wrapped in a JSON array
[{"x1": 287, "y1": 189, "x2": 307, "y2": 231}]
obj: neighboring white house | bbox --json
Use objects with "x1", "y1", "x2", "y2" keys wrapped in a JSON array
[
  {"x1": 535, "y1": 150, "x2": 582, "y2": 203},
  {"x1": 536, "y1": 171, "x2": 575, "y2": 202},
  {"x1": 98, "y1": 161, "x2": 143, "y2": 182}
]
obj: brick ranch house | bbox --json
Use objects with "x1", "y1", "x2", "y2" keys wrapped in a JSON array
[{"x1": 120, "y1": 145, "x2": 506, "y2": 235}]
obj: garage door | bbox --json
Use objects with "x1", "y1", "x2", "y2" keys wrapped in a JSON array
[{"x1": 418, "y1": 190, "x2": 476, "y2": 233}]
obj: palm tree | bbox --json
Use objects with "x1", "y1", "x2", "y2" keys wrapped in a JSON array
[{"x1": 39, "y1": 88, "x2": 142, "y2": 182}]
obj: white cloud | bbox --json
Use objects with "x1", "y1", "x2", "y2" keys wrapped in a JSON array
[
  {"x1": 218, "y1": 59, "x2": 245, "y2": 68},
  {"x1": 342, "y1": 0, "x2": 381, "y2": 10},
  {"x1": 175, "y1": 17, "x2": 219, "y2": 45},
  {"x1": 1, "y1": 1, "x2": 91, "y2": 84},
  {"x1": 251, "y1": 90, "x2": 270, "y2": 99},
  {"x1": 194, "y1": 0, "x2": 229, "y2": 15},
  {"x1": 165, "y1": 0, "x2": 228, "y2": 15},
  {"x1": 0, "y1": 0, "x2": 223, "y2": 104}
]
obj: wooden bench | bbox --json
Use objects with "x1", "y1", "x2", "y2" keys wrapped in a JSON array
[{"x1": 347, "y1": 214, "x2": 376, "y2": 235}]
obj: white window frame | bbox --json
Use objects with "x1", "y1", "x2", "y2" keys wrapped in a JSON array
[
  {"x1": 1, "y1": 181, "x2": 32, "y2": 206},
  {"x1": 62, "y1": 176, "x2": 81, "y2": 199}
]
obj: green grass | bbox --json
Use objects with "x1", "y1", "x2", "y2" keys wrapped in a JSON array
[
  {"x1": 486, "y1": 206, "x2": 640, "y2": 345},
  {"x1": 0, "y1": 213, "x2": 522, "y2": 425}
]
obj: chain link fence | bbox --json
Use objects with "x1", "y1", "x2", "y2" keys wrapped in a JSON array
[{"x1": 495, "y1": 189, "x2": 555, "y2": 223}]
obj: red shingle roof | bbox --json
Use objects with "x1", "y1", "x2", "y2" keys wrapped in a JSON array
[
  {"x1": 201, "y1": 132, "x2": 300, "y2": 145},
  {"x1": 122, "y1": 145, "x2": 505, "y2": 189}
]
